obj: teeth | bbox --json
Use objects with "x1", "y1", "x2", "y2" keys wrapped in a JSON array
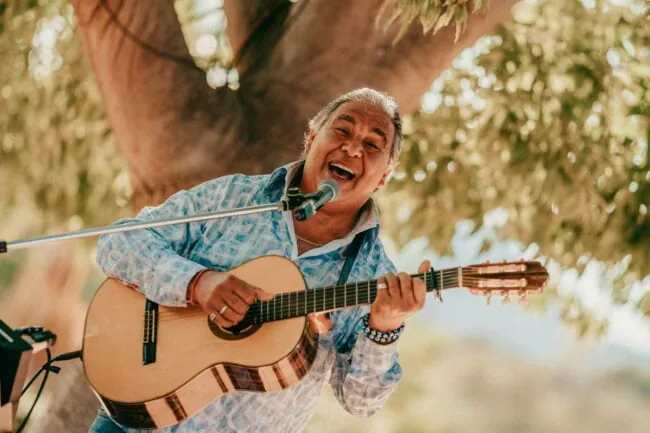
[{"x1": 330, "y1": 163, "x2": 355, "y2": 176}]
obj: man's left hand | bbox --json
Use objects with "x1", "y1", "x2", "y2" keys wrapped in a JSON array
[{"x1": 369, "y1": 260, "x2": 431, "y2": 332}]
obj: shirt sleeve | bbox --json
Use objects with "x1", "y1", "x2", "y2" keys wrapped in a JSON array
[
  {"x1": 95, "y1": 177, "x2": 230, "y2": 307},
  {"x1": 327, "y1": 255, "x2": 402, "y2": 417}
]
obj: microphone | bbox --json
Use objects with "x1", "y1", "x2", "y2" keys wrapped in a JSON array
[{"x1": 294, "y1": 179, "x2": 342, "y2": 221}]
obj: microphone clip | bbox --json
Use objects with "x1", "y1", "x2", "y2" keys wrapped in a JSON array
[{"x1": 284, "y1": 187, "x2": 320, "y2": 221}]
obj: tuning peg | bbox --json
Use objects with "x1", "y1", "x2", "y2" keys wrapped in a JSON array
[
  {"x1": 501, "y1": 290, "x2": 511, "y2": 305},
  {"x1": 435, "y1": 289, "x2": 444, "y2": 303},
  {"x1": 485, "y1": 293, "x2": 492, "y2": 306}
]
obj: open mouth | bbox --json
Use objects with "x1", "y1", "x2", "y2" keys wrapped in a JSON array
[{"x1": 328, "y1": 162, "x2": 356, "y2": 181}]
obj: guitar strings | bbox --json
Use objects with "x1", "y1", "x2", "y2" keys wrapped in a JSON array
[
  {"x1": 153, "y1": 274, "x2": 509, "y2": 323},
  {"x1": 246, "y1": 277, "x2": 483, "y2": 322}
]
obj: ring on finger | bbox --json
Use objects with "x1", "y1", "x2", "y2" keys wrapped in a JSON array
[
  {"x1": 377, "y1": 282, "x2": 388, "y2": 290},
  {"x1": 209, "y1": 312, "x2": 217, "y2": 322},
  {"x1": 219, "y1": 305, "x2": 229, "y2": 315}
]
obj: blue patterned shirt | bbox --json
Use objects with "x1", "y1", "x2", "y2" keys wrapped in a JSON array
[{"x1": 95, "y1": 161, "x2": 401, "y2": 433}]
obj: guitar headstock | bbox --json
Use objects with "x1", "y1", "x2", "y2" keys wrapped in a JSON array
[{"x1": 462, "y1": 260, "x2": 549, "y2": 305}]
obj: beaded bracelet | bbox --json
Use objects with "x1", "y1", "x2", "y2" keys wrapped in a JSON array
[{"x1": 362, "y1": 314, "x2": 404, "y2": 345}]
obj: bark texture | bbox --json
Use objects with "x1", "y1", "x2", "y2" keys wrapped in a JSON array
[{"x1": 30, "y1": 1, "x2": 518, "y2": 431}]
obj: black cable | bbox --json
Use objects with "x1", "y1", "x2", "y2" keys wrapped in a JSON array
[
  {"x1": 51, "y1": 350, "x2": 82, "y2": 362},
  {"x1": 18, "y1": 350, "x2": 81, "y2": 397},
  {"x1": 15, "y1": 348, "x2": 51, "y2": 433},
  {"x1": 14, "y1": 349, "x2": 82, "y2": 433}
]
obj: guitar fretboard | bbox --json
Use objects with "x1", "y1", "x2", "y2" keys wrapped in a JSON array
[{"x1": 246, "y1": 267, "x2": 461, "y2": 324}]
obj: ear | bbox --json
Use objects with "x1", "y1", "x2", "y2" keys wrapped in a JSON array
[{"x1": 304, "y1": 130, "x2": 316, "y2": 154}]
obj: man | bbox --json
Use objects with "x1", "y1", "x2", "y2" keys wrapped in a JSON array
[{"x1": 89, "y1": 88, "x2": 430, "y2": 433}]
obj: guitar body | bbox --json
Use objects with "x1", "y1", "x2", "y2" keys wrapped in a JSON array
[
  {"x1": 82, "y1": 256, "x2": 319, "y2": 429},
  {"x1": 82, "y1": 252, "x2": 549, "y2": 430}
]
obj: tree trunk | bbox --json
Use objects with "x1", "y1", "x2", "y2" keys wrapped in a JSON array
[
  {"x1": 34, "y1": 0, "x2": 519, "y2": 431},
  {"x1": 69, "y1": 0, "x2": 518, "y2": 208}
]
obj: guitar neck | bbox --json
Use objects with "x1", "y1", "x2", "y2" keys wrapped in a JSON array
[{"x1": 246, "y1": 267, "x2": 460, "y2": 324}]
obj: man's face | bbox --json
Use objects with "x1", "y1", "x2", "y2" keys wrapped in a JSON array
[{"x1": 302, "y1": 100, "x2": 395, "y2": 210}]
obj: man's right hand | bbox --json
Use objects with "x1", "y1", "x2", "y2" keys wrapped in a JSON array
[{"x1": 194, "y1": 270, "x2": 274, "y2": 328}]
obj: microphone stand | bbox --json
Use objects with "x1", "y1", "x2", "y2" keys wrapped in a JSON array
[
  {"x1": 0, "y1": 185, "x2": 319, "y2": 431},
  {"x1": 0, "y1": 186, "x2": 318, "y2": 254}
]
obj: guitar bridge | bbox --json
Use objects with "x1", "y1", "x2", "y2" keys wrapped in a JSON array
[{"x1": 143, "y1": 300, "x2": 159, "y2": 365}]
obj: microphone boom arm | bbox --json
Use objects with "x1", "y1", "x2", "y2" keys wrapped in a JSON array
[{"x1": 0, "y1": 190, "x2": 325, "y2": 254}]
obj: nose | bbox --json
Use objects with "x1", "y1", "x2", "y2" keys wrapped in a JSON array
[{"x1": 341, "y1": 139, "x2": 362, "y2": 158}]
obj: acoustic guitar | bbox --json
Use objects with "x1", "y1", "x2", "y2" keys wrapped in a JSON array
[{"x1": 82, "y1": 255, "x2": 548, "y2": 429}]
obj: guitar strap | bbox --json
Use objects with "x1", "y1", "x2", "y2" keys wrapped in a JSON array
[{"x1": 336, "y1": 230, "x2": 367, "y2": 286}]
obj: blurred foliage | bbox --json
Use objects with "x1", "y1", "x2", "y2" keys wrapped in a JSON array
[
  {"x1": 307, "y1": 322, "x2": 650, "y2": 433},
  {"x1": 378, "y1": 0, "x2": 491, "y2": 43},
  {"x1": 380, "y1": 0, "x2": 650, "y2": 309}
]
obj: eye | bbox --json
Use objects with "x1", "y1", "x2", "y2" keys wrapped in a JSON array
[
  {"x1": 365, "y1": 141, "x2": 380, "y2": 150},
  {"x1": 336, "y1": 128, "x2": 350, "y2": 136}
]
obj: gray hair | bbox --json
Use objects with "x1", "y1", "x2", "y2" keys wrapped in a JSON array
[{"x1": 306, "y1": 88, "x2": 403, "y2": 162}]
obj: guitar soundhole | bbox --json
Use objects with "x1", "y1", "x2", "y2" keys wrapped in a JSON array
[{"x1": 208, "y1": 319, "x2": 261, "y2": 341}]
